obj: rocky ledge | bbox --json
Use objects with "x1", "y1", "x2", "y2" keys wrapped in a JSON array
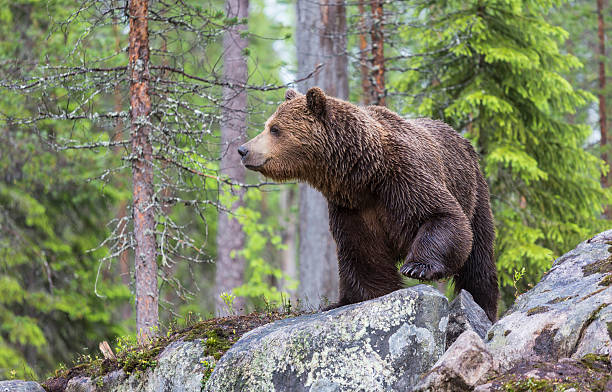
[{"x1": 4, "y1": 230, "x2": 611, "y2": 391}]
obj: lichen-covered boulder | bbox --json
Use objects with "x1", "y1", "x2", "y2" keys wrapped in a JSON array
[
  {"x1": 487, "y1": 229, "x2": 612, "y2": 370},
  {"x1": 0, "y1": 381, "x2": 45, "y2": 392},
  {"x1": 58, "y1": 339, "x2": 212, "y2": 392},
  {"x1": 114, "y1": 340, "x2": 210, "y2": 392},
  {"x1": 445, "y1": 290, "x2": 492, "y2": 349},
  {"x1": 65, "y1": 376, "x2": 95, "y2": 392},
  {"x1": 413, "y1": 330, "x2": 498, "y2": 392},
  {"x1": 204, "y1": 285, "x2": 449, "y2": 392}
]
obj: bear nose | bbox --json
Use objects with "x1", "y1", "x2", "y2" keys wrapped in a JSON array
[{"x1": 237, "y1": 145, "x2": 249, "y2": 157}]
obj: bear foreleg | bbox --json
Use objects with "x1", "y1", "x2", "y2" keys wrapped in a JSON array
[
  {"x1": 400, "y1": 213, "x2": 473, "y2": 281},
  {"x1": 325, "y1": 204, "x2": 404, "y2": 310}
]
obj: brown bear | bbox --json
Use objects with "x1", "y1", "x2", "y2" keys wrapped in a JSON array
[{"x1": 238, "y1": 87, "x2": 499, "y2": 321}]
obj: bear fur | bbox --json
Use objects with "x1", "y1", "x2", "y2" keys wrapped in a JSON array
[{"x1": 239, "y1": 87, "x2": 499, "y2": 321}]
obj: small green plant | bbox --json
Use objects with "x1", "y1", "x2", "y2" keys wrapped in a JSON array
[
  {"x1": 281, "y1": 294, "x2": 293, "y2": 315},
  {"x1": 114, "y1": 334, "x2": 161, "y2": 374},
  {"x1": 512, "y1": 267, "x2": 526, "y2": 298},
  {"x1": 200, "y1": 358, "x2": 216, "y2": 386},
  {"x1": 220, "y1": 292, "x2": 237, "y2": 315}
]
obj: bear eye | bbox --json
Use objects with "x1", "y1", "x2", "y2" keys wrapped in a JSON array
[{"x1": 270, "y1": 126, "x2": 281, "y2": 136}]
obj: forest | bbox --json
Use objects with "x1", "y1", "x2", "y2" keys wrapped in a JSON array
[{"x1": 0, "y1": 0, "x2": 610, "y2": 380}]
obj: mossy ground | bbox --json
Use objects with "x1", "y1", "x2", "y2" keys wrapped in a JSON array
[
  {"x1": 41, "y1": 310, "x2": 303, "y2": 392},
  {"x1": 484, "y1": 354, "x2": 612, "y2": 392}
]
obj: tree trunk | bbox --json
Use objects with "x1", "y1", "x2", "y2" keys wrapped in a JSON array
[
  {"x1": 358, "y1": 0, "x2": 371, "y2": 104},
  {"x1": 279, "y1": 187, "x2": 297, "y2": 296},
  {"x1": 296, "y1": 0, "x2": 348, "y2": 308},
  {"x1": 370, "y1": 0, "x2": 385, "y2": 106},
  {"x1": 215, "y1": 0, "x2": 249, "y2": 316},
  {"x1": 128, "y1": 0, "x2": 158, "y2": 342},
  {"x1": 597, "y1": 0, "x2": 609, "y2": 217}
]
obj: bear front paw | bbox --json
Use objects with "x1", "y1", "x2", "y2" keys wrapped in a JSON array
[
  {"x1": 320, "y1": 298, "x2": 351, "y2": 312},
  {"x1": 321, "y1": 302, "x2": 342, "y2": 312},
  {"x1": 400, "y1": 261, "x2": 446, "y2": 281}
]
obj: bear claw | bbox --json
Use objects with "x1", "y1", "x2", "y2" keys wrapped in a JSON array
[{"x1": 400, "y1": 261, "x2": 444, "y2": 281}]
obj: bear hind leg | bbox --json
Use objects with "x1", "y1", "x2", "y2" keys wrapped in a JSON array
[{"x1": 454, "y1": 187, "x2": 499, "y2": 322}]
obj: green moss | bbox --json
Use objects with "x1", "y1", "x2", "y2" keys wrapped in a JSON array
[
  {"x1": 582, "y1": 256, "x2": 612, "y2": 276},
  {"x1": 580, "y1": 354, "x2": 612, "y2": 392},
  {"x1": 120, "y1": 345, "x2": 162, "y2": 374},
  {"x1": 43, "y1": 310, "x2": 303, "y2": 391},
  {"x1": 598, "y1": 274, "x2": 612, "y2": 286},
  {"x1": 491, "y1": 352, "x2": 611, "y2": 392},
  {"x1": 547, "y1": 296, "x2": 575, "y2": 304},
  {"x1": 203, "y1": 328, "x2": 232, "y2": 360},
  {"x1": 526, "y1": 306, "x2": 550, "y2": 316},
  {"x1": 503, "y1": 377, "x2": 579, "y2": 392},
  {"x1": 587, "y1": 303, "x2": 607, "y2": 324},
  {"x1": 580, "y1": 353, "x2": 610, "y2": 370},
  {"x1": 48, "y1": 357, "x2": 108, "y2": 382}
]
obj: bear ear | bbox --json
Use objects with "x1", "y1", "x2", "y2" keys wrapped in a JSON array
[
  {"x1": 285, "y1": 89, "x2": 299, "y2": 101},
  {"x1": 306, "y1": 87, "x2": 326, "y2": 118}
]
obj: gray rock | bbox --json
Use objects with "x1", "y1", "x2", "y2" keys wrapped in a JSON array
[
  {"x1": 446, "y1": 290, "x2": 492, "y2": 349},
  {"x1": 65, "y1": 371, "x2": 127, "y2": 392},
  {"x1": 487, "y1": 229, "x2": 612, "y2": 370},
  {"x1": 571, "y1": 305, "x2": 612, "y2": 359},
  {"x1": 65, "y1": 376, "x2": 95, "y2": 392},
  {"x1": 99, "y1": 370, "x2": 126, "y2": 392},
  {"x1": 51, "y1": 340, "x2": 209, "y2": 392},
  {"x1": 114, "y1": 339, "x2": 211, "y2": 392},
  {"x1": 204, "y1": 285, "x2": 449, "y2": 392},
  {"x1": 0, "y1": 381, "x2": 45, "y2": 392},
  {"x1": 473, "y1": 383, "x2": 495, "y2": 392},
  {"x1": 413, "y1": 330, "x2": 498, "y2": 392}
]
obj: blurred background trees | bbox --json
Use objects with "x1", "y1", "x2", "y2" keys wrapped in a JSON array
[{"x1": 0, "y1": 0, "x2": 609, "y2": 379}]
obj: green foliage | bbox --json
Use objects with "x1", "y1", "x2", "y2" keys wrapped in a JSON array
[
  {"x1": 0, "y1": 0, "x2": 131, "y2": 379},
  {"x1": 390, "y1": 0, "x2": 611, "y2": 308},
  {"x1": 116, "y1": 335, "x2": 161, "y2": 374},
  {"x1": 512, "y1": 267, "x2": 526, "y2": 298},
  {"x1": 0, "y1": 137, "x2": 131, "y2": 379},
  {"x1": 221, "y1": 186, "x2": 298, "y2": 307},
  {"x1": 219, "y1": 292, "x2": 237, "y2": 314}
]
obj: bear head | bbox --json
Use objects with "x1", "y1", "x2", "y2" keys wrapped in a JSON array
[{"x1": 238, "y1": 87, "x2": 329, "y2": 183}]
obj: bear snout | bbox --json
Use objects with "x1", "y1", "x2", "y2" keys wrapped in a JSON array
[{"x1": 237, "y1": 145, "x2": 249, "y2": 158}]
